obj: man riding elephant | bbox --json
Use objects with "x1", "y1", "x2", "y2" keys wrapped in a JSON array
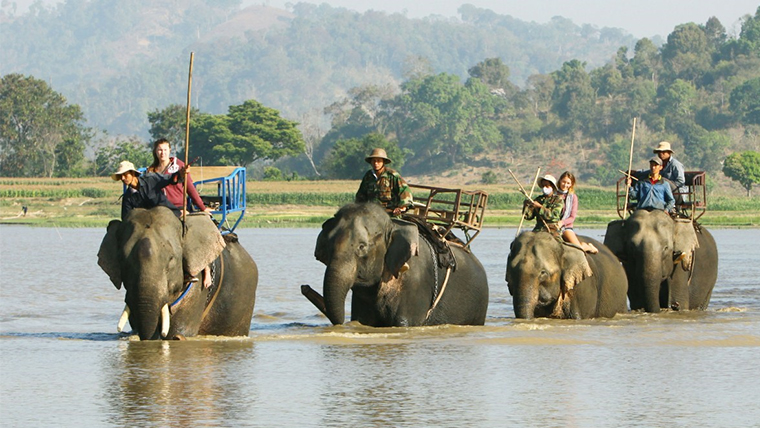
[{"x1": 355, "y1": 148, "x2": 414, "y2": 217}]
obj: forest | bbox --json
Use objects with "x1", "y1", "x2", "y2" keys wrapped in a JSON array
[{"x1": 1, "y1": 1, "x2": 760, "y2": 192}]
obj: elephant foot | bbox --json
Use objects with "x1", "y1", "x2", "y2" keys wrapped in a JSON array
[{"x1": 172, "y1": 334, "x2": 187, "y2": 341}]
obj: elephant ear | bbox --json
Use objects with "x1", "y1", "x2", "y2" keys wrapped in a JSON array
[
  {"x1": 561, "y1": 243, "x2": 593, "y2": 292},
  {"x1": 97, "y1": 219, "x2": 123, "y2": 289},
  {"x1": 385, "y1": 220, "x2": 419, "y2": 276},
  {"x1": 183, "y1": 214, "x2": 226, "y2": 276},
  {"x1": 673, "y1": 220, "x2": 699, "y2": 267},
  {"x1": 603, "y1": 220, "x2": 626, "y2": 260},
  {"x1": 315, "y1": 216, "x2": 338, "y2": 265}
]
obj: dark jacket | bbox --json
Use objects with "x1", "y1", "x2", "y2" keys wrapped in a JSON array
[{"x1": 121, "y1": 172, "x2": 180, "y2": 219}]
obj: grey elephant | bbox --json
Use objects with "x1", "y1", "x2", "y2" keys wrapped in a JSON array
[
  {"x1": 313, "y1": 203, "x2": 489, "y2": 326},
  {"x1": 506, "y1": 231, "x2": 628, "y2": 319},
  {"x1": 604, "y1": 209, "x2": 718, "y2": 312},
  {"x1": 98, "y1": 206, "x2": 258, "y2": 340}
]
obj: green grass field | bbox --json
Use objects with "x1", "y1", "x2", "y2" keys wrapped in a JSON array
[{"x1": 1, "y1": 177, "x2": 758, "y2": 228}]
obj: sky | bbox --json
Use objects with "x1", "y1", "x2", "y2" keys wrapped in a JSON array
[
  {"x1": 255, "y1": 0, "x2": 757, "y2": 39},
  {"x1": 9, "y1": 0, "x2": 758, "y2": 39}
]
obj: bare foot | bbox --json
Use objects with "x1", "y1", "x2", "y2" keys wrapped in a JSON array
[{"x1": 584, "y1": 243, "x2": 599, "y2": 254}]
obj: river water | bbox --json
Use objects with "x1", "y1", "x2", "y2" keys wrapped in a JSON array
[{"x1": 1, "y1": 226, "x2": 759, "y2": 427}]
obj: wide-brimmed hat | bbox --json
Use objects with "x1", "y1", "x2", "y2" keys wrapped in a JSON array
[
  {"x1": 365, "y1": 148, "x2": 392, "y2": 164},
  {"x1": 649, "y1": 156, "x2": 663, "y2": 166},
  {"x1": 653, "y1": 141, "x2": 673, "y2": 154},
  {"x1": 540, "y1": 174, "x2": 557, "y2": 189},
  {"x1": 111, "y1": 161, "x2": 141, "y2": 181}
]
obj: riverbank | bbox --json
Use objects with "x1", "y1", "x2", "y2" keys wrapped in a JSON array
[{"x1": 2, "y1": 177, "x2": 759, "y2": 228}]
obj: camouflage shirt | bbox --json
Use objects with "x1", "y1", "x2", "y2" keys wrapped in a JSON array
[
  {"x1": 523, "y1": 193, "x2": 564, "y2": 232},
  {"x1": 355, "y1": 167, "x2": 414, "y2": 212}
]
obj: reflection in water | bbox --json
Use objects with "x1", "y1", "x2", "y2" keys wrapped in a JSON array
[{"x1": 104, "y1": 339, "x2": 255, "y2": 426}]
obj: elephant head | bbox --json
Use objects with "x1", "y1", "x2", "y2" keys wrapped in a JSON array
[
  {"x1": 505, "y1": 232, "x2": 592, "y2": 319},
  {"x1": 97, "y1": 207, "x2": 225, "y2": 339},
  {"x1": 604, "y1": 209, "x2": 698, "y2": 312},
  {"x1": 314, "y1": 203, "x2": 418, "y2": 325}
]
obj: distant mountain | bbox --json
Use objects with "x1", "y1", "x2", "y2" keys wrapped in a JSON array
[{"x1": 1, "y1": 0, "x2": 637, "y2": 136}]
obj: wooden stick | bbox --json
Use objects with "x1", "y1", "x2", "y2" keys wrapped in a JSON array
[
  {"x1": 182, "y1": 52, "x2": 194, "y2": 226},
  {"x1": 619, "y1": 170, "x2": 639, "y2": 181},
  {"x1": 516, "y1": 167, "x2": 540, "y2": 236},
  {"x1": 623, "y1": 117, "x2": 636, "y2": 220},
  {"x1": 509, "y1": 168, "x2": 551, "y2": 232},
  {"x1": 508, "y1": 169, "x2": 534, "y2": 202}
]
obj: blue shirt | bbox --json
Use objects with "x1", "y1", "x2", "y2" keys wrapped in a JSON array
[
  {"x1": 661, "y1": 155, "x2": 686, "y2": 193},
  {"x1": 632, "y1": 176, "x2": 675, "y2": 212}
]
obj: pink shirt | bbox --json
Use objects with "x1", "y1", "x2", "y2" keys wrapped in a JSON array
[
  {"x1": 559, "y1": 192, "x2": 578, "y2": 229},
  {"x1": 152, "y1": 158, "x2": 207, "y2": 211}
]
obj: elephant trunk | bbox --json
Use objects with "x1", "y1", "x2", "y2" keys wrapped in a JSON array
[
  {"x1": 641, "y1": 264, "x2": 663, "y2": 313},
  {"x1": 514, "y1": 299, "x2": 536, "y2": 319},
  {"x1": 323, "y1": 261, "x2": 356, "y2": 325},
  {"x1": 513, "y1": 273, "x2": 539, "y2": 319},
  {"x1": 134, "y1": 289, "x2": 170, "y2": 340}
]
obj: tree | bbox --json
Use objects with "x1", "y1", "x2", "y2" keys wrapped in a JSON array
[
  {"x1": 551, "y1": 60, "x2": 595, "y2": 133},
  {"x1": 147, "y1": 104, "x2": 200, "y2": 152},
  {"x1": 189, "y1": 100, "x2": 305, "y2": 166},
  {"x1": 661, "y1": 23, "x2": 712, "y2": 83},
  {"x1": 729, "y1": 77, "x2": 760, "y2": 125},
  {"x1": 0, "y1": 74, "x2": 90, "y2": 177},
  {"x1": 468, "y1": 58, "x2": 514, "y2": 94},
  {"x1": 723, "y1": 151, "x2": 760, "y2": 196},
  {"x1": 388, "y1": 73, "x2": 503, "y2": 171},
  {"x1": 93, "y1": 136, "x2": 152, "y2": 176},
  {"x1": 320, "y1": 133, "x2": 405, "y2": 179}
]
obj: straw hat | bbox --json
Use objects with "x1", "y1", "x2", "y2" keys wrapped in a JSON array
[
  {"x1": 540, "y1": 174, "x2": 558, "y2": 189},
  {"x1": 653, "y1": 141, "x2": 673, "y2": 153},
  {"x1": 365, "y1": 148, "x2": 392, "y2": 164},
  {"x1": 111, "y1": 161, "x2": 141, "y2": 181}
]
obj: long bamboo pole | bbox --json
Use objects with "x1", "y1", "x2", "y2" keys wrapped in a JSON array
[
  {"x1": 516, "y1": 167, "x2": 541, "y2": 236},
  {"x1": 622, "y1": 117, "x2": 636, "y2": 220},
  {"x1": 182, "y1": 52, "x2": 194, "y2": 226}
]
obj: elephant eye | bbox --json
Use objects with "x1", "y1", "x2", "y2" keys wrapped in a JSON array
[{"x1": 539, "y1": 270, "x2": 549, "y2": 280}]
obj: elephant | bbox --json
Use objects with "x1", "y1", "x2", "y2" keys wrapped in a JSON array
[
  {"x1": 97, "y1": 206, "x2": 258, "y2": 340},
  {"x1": 604, "y1": 209, "x2": 718, "y2": 312},
  {"x1": 505, "y1": 231, "x2": 628, "y2": 319},
  {"x1": 313, "y1": 203, "x2": 489, "y2": 327}
]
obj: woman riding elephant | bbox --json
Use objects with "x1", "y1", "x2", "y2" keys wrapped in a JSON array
[
  {"x1": 506, "y1": 231, "x2": 628, "y2": 319},
  {"x1": 97, "y1": 206, "x2": 258, "y2": 340},
  {"x1": 312, "y1": 203, "x2": 489, "y2": 327},
  {"x1": 604, "y1": 209, "x2": 718, "y2": 312}
]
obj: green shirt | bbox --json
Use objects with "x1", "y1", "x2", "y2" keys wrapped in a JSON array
[
  {"x1": 523, "y1": 193, "x2": 564, "y2": 232},
  {"x1": 355, "y1": 167, "x2": 414, "y2": 212}
]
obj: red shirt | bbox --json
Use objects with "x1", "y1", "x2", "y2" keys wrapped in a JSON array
[{"x1": 151, "y1": 158, "x2": 207, "y2": 211}]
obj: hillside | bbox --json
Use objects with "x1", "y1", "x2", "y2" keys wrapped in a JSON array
[{"x1": 0, "y1": 1, "x2": 637, "y2": 135}]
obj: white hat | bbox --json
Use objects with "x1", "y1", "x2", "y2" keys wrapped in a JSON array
[
  {"x1": 111, "y1": 161, "x2": 140, "y2": 181},
  {"x1": 653, "y1": 141, "x2": 673, "y2": 153},
  {"x1": 541, "y1": 174, "x2": 558, "y2": 189}
]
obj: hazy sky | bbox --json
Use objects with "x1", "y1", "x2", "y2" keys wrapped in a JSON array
[
  {"x1": 10, "y1": 0, "x2": 758, "y2": 39},
  {"x1": 257, "y1": 0, "x2": 756, "y2": 38}
]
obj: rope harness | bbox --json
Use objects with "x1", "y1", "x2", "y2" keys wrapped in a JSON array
[{"x1": 422, "y1": 235, "x2": 453, "y2": 322}]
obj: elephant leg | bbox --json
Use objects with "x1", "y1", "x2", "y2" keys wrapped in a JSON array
[{"x1": 668, "y1": 270, "x2": 691, "y2": 310}]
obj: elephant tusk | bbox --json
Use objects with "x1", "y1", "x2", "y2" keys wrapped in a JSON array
[
  {"x1": 161, "y1": 304, "x2": 170, "y2": 338},
  {"x1": 116, "y1": 305, "x2": 130, "y2": 333}
]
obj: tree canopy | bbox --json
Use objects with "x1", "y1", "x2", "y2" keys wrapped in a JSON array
[
  {"x1": 188, "y1": 100, "x2": 305, "y2": 166},
  {"x1": 0, "y1": 74, "x2": 90, "y2": 177},
  {"x1": 723, "y1": 151, "x2": 760, "y2": 196}
]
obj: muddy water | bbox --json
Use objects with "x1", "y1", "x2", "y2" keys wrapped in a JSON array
[{"x1": 1, "y1": 226, "x2": 759, "y2": 427}]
